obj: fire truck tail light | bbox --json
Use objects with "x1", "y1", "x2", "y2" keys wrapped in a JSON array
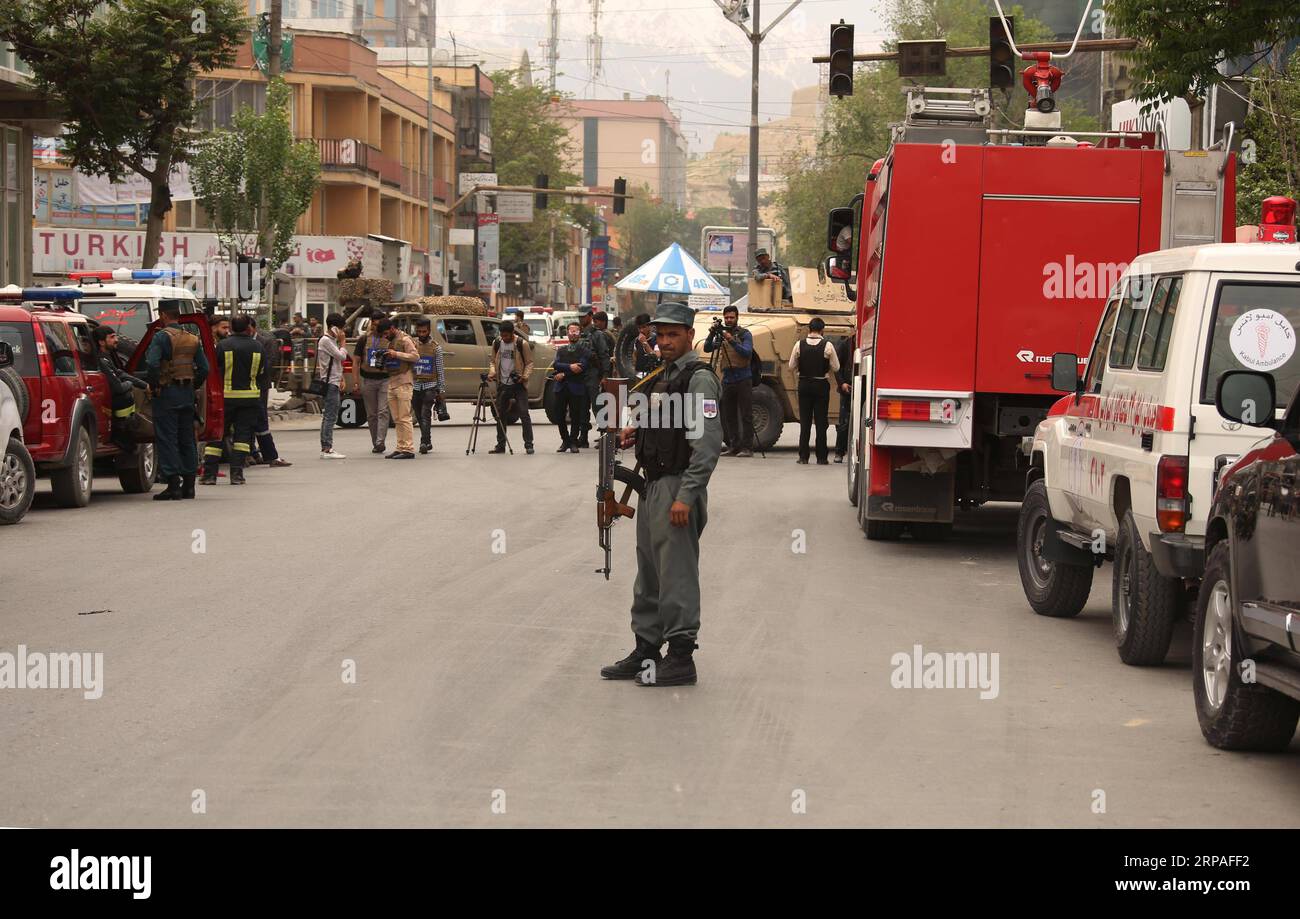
[
  {"x1": 877, "y1": 398, "x2": 959, "y2": 423},
  {"x1": 1156, "y1": 455, "x2": 1189, "y2": 532}
]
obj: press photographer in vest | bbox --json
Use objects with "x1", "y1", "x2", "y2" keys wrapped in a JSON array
[
  {"x1": 702, "y1": 304, "x2": 755, "y2": 457},
  {"x1": 601, "y1": 301, "x2": 722, "y2": 688},
  {"x1": 353, "y1": 310, "x2": 392, "y2": 454},
  {"x1": 788, "y1": 317, "x2": 840, "y2": 465},
  {"x1": 143, "y1": 302, "x2": 209, "y2": 500},
  {"x1": 411, "y1": 317, "x2": 447, "y2": 454},
  {"x1": 487, "y1": 320, "x2": 534, "y2": 455}
]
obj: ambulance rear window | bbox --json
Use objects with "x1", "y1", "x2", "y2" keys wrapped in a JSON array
[
  {"x1": 81, "y1": 300, "x2": 149, "y2": 341},
  {"x1": 1201, "y1": 281, "x2": 1300, "y2": 407}
]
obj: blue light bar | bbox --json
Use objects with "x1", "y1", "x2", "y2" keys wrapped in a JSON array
[
  {"x1": 24, "y1": 287, "x2": 84, "y2": 300},
  {"x1": 120, "y1": 268, "x2": 178, "y2": 281}
]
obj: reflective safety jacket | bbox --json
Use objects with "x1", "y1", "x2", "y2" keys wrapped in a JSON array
[{"x1": 217, "y1": 333, "x2": 268, "y2": 401}]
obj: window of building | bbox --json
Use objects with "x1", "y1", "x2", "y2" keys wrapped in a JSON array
[
  {"x1": 174, "y1": 199, "x2": 213, "y2": 230},
  {"x1": 193, "y1": 80, "x2": 268, "y2": 133}
]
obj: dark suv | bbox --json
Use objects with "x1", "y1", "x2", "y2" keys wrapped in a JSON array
[
  {"x1": 0, "y1": 290, "x2": 222, "y2": 507},
  {"x1": 1193, "y1": 369, "x2": 1300, "y2": 751}
]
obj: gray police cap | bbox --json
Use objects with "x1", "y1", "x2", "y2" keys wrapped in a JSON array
[{"x1": 649, "y1": 300, "x2": 695, "y2": 327}]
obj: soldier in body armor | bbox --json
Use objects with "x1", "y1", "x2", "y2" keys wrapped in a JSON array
[
  {"x1": 600, "y1": 301, "x2": 722, "y2": 688},
  {"x1": 144, "y1": 302, "x2": 209, "y2": 500},
  {"x1": 577, "y1": 306, "x2": 613, "y2": 448}
]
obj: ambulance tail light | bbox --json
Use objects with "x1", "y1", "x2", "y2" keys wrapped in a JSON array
[
  {"x1": 1156, "y1": 455, "x2": 1189, "y2": 532},
  {"x1": 1256, "y1": 196, "x2": 1296, "y2": 243},
  {"x1": 877, "y1": 397, "x2": 959, "y2": 423}
]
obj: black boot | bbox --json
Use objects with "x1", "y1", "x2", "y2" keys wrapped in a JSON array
[
  {"x1": 153, "y1": 475, "x2": 182, "y2": 501},
  {"x1": 637, "y1": 637, "x2": 697, "y2": 687},
  {"x1": 180, "y1": 475, "x2": 196, "y2": 499},
  {"x1": 600, "y1": 638, "x2": 662, "y2": 681}
]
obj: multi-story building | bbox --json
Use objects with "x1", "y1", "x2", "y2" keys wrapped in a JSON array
[
  {"x1": 279, "y1": 0, "x2": 430, "y2": 49},
  {"x1": 33, "y1": 30, "x2": 460, "y2": 319},
  {"x1": 0, "y1": 48, "x2": 59, "y2": 287},
  {"x1": 551, "y1": 96, "x2": 687, "y2": 210}
]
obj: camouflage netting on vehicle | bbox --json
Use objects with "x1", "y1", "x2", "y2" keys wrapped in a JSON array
[
  {"x1": 414, "y1": 296, "x2": 490, "y2": 316},
  {"x1": 338, "y1": 277, "x2": 394, "y2": 304}
]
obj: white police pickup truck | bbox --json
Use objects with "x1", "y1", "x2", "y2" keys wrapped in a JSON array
[{"x1": 1018, "y1": 200, "x2": 1300, "y2": 665}]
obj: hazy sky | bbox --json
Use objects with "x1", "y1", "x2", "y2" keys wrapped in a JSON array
[{"x1": 432, "y1": 0, "x2": 891, "y2": 153}]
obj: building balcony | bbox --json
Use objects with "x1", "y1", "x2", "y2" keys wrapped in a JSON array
[{"x1": 316, "y1": 138, "x2": 369, "y2": 171}]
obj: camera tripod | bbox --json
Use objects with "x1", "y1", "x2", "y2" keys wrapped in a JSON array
[
  {"x1": 708, "y1": 324, "x2": 766, "y2": 458},
  {"x1": 466, "y1": 376, "x2": 512, "y2": 455}
]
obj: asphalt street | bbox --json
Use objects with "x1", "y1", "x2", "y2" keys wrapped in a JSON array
[{"x1": 1, "y1": 409, "x2": 1297, "y2": 827}]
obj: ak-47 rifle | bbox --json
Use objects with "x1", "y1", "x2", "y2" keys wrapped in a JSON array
[{"x1": 595, "y1": 365, "x2": 665, "y2": 578}]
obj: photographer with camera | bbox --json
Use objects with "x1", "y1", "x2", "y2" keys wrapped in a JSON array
[
  {"x1": 353, "y1": 309, "x2": 392, "y2": 454},
  {"x1": 703, "y1": 305, "x2": 755, "y2": 457},
  {"x1": 411, "y1": 317, "x2": 448, "y2": 454},
  {"x1": 487, "y1": 320, "x2": 534, "y2": 455}
]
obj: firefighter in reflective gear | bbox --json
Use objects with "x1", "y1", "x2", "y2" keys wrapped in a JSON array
[
  {"x1": 144, "y1": 302, "x2": 209, "y2": 500},
  {"x1": 600, "y1": 301, "x2": 722, "y2": 687},
  {"x1": 201, "y1": 314, "x2": 267, "y2": 485}
]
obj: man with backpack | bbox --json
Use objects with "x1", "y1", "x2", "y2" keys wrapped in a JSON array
[{"x1": 486, "y1": 320, "x2": 535, "y2": 455}]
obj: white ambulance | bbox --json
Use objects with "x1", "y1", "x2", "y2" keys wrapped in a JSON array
[
  {"x1": 1019, "y1": 198, "x2": 1300, "y2": 665},
  {"x1": 55, "y1": 268, "x2": 202, "y2": 354}
]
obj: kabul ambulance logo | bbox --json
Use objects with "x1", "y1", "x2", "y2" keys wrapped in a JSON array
[{"x1": 1230, "y1": 309, "x2": 1295, "y2": 372}]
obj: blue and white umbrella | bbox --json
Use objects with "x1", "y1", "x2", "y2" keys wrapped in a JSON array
[{"x1": 615, "y1": 242, "x2": 728, "y2": 297}]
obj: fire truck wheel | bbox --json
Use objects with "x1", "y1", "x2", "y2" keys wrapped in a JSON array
[
  {"x1": 750, "y1": 384, "x2": 783, "y2": 450},
  {"x1": 1193, "y1": 541, "x2": 1300, "y2": 750},
  {"x1": 1113, "y1": 509, "x2": 1181, "y2": 666},
  {"x1": 864, "y1": 518, "x2": 903, "y2": 541},
  {"x1": 847, "y1": 423, "x2": 861, "y2": 506},
  {"x1": 1017, "y1": 479, "x2": 1091, "y2": 618}
]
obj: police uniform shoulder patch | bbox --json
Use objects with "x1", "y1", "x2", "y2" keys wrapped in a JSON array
[{"x1": 702, "y1": 398, "x2": 718, "y2": 419}]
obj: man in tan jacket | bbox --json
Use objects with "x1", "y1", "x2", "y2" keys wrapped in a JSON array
[
  {"x1": 486, "y1": 319, "x2": 535, "y2": 454},
  {"x1": 375, "y1": 318, "x2": 420, "y2": 459}
]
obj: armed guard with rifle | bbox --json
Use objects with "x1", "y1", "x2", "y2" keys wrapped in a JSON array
[{"x1": 597, "y1": 301, "x2": 722, "y2": 688}]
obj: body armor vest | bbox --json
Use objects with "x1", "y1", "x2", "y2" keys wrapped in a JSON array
[
  {"x1": 635, "y1": 361, "x2": 709, "y2": 481},
  {"x1": 797, "y1": 338, "x2": 829, "y2": 379},
  {"x1": 159, "y1": 327, "x2": 199, "y2": 385}
]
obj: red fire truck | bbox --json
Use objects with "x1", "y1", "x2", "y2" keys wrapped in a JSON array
[{"x1": 825, "y1": 86, "x2": 1236, "y2": 539}]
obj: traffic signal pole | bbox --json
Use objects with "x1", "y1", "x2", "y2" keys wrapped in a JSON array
[{"x1": 715, "y1": 0, "x2": 802, "y2": 268}]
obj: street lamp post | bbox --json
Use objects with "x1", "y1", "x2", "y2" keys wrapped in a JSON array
[{"x1": 715, "y1": 0, "x2": 802, "y2": 267}]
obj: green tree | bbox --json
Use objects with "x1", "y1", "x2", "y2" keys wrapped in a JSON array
[
  {"x1": 616, "y1": 184, "x2": 699, "y2": 270},
  {"x1": 1107, "y1": 0, "x2": 1300, "y2": 103},
  {"x1": 488, "y1": 70, "x2": 595, "y2": 274},
  {"x1": 190, "y1": 78, "x2": 321, "y2": 309},
  {"x1": 778, "y1": 0, "x2": 1095, "y2": 265},
  {"x1": 1236, "y1": 49, "x2": 1300, "y2": 224},
  {"x1": 0, "y1": 0, "x2": 247, "y2": 268}
]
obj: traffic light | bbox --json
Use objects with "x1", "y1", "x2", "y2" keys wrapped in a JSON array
[
  {"x1": 989, "y1": 15, "x2": 1015, "y2": 89},
  {"x1": 535, "y1": 173, "x2": 549, "y2": 210},
  {"x1": 828, "y1": 20, "x2": 854, "y2": 98},
  {"x1": 612, "y1": 176, "x2": 627, "y2": 215}
]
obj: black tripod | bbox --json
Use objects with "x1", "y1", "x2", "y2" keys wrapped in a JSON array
[
  {"x1": 708, "y1": 324, "x2": 766, "y2": 458},
  {"x1": 467, "y1": 376, "x2": 512, "y2": 455}
]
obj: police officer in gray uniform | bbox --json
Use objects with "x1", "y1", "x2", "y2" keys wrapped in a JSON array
[{"x1": 600, "y1": 301, "x2": 722, "y2": 687}]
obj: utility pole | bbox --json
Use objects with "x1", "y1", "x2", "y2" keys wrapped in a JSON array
[
  {"x1": 268, "y1": 0, "x2": 282, "y2": 79},
  {"x1": 716, "y1": 0, "x2": 801, "y2": 267},
  {"x1": 548, "y1": 0, "x2": 560, "y2": 92},
  {"x1": 426, "y1": 26, "x2": 436, "y2": 296}
]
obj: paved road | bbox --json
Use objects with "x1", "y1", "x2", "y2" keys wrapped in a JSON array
[{"x1": 2, "y1": 412, "x2": 1296, "y2": 827}]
